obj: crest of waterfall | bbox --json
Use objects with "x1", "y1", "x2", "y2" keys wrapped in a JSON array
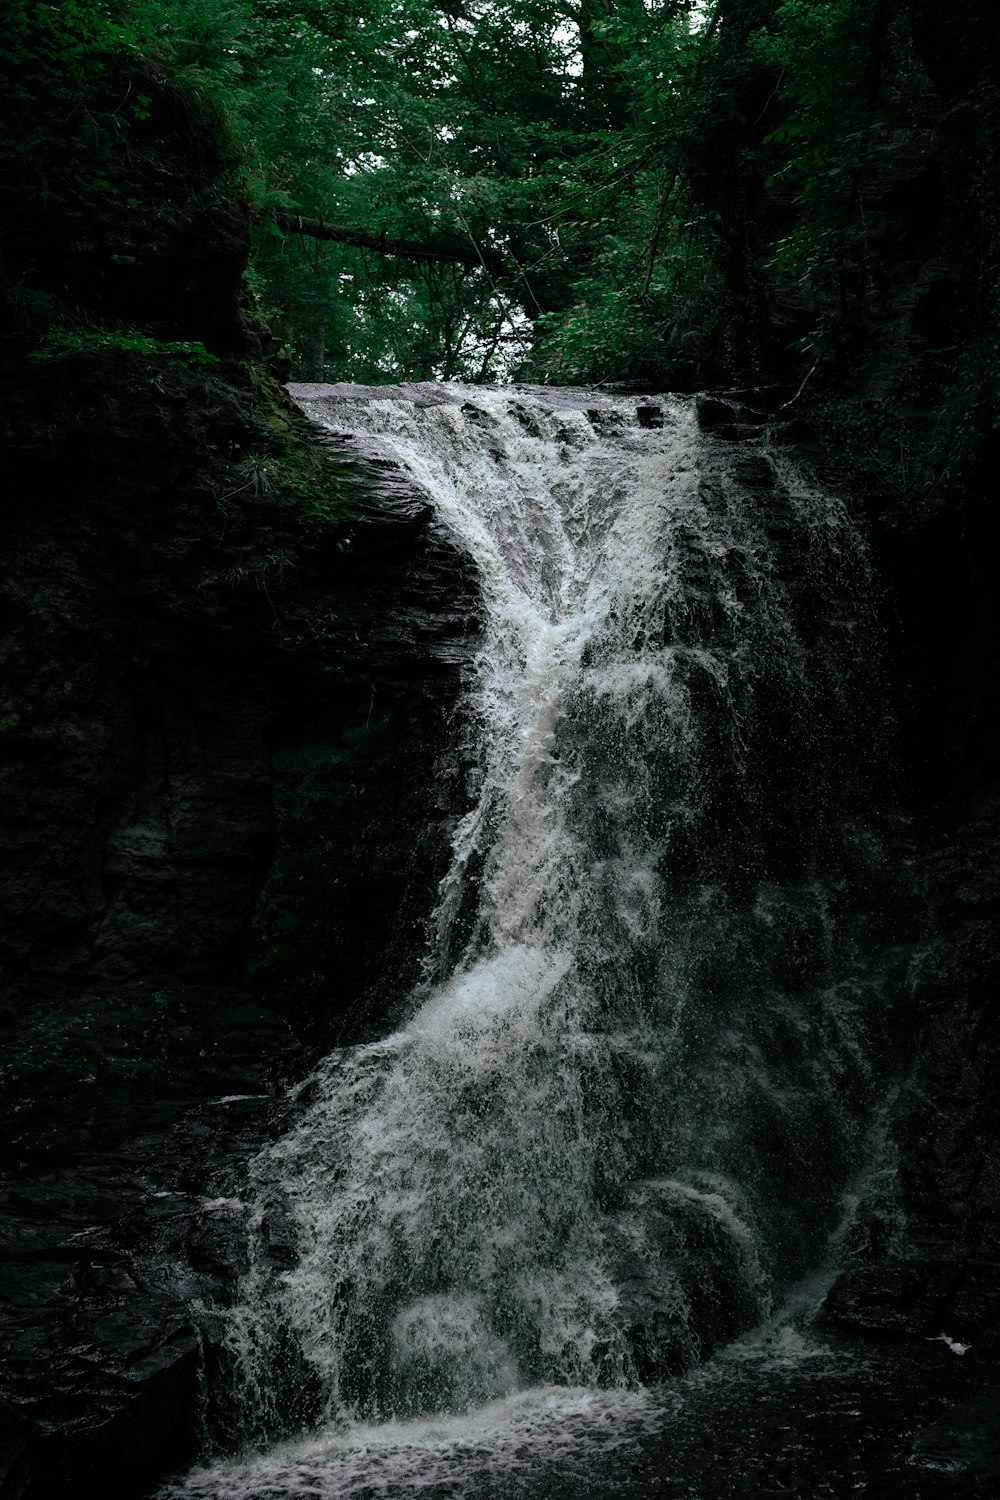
[{"x1": 217, "y1": 386, "x2": 893, "y2": 1442}]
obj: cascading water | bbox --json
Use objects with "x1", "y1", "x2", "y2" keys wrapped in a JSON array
[{"x1": 166, "y1": 386, "x2": 898, "y2": 1493}]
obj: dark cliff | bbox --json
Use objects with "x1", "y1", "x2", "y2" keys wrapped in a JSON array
[
  {"x1": 683, "y1": 5, "x2": 1000, "y2": 1386},
  {"x1": 0, "y1": 49, "x2": 479, "y2": 1496}
]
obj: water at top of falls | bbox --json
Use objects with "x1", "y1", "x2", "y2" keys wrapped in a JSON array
[{"x1": 195, "y1": 384, "x2": 895, "y2": 1459}]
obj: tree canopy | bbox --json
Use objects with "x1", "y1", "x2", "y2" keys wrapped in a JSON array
[
  {"x1": 233, "y1": 0, "x2": 712, "y2": 382},
  {"x1": 4, "y1": 0, "x2": 999, "y2": 502}
]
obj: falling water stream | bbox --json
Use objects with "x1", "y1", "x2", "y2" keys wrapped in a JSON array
[{"x1": 159, "y1": 386, "x2": 942, "y2": 1498}]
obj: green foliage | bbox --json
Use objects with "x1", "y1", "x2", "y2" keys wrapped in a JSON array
[
  {"x1": 2, "y1": 1, "x2": 241, "y2": 216},
  {"x1": 234, "y1": 0, "x2": 736, "y2": 385},
  {"x1": 29, "y1": 327, "x2": 220, "y2": 367},
  {"x1": 741, "y1": 2, "x2": 897, "y2": 359},
  {"x1": 6, "y1": 0, "x2": 999, "y2": 488},
  {"x1": 730, "y1": 0, "x2": 1000, "y2": 509},
  {"x1": 230, "y1": 0, "x2": 590, "y2": 379},
  {"x1": 527, "y1": 171, "x2": 725, "y2": 384},
  {"x1": 0, "y1": 0, "x2": 722, "y2": 382},
  {"x1": 809, "y1": 329, "x2": 1000, "y2": 514}
]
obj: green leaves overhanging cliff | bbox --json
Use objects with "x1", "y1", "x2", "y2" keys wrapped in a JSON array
[{"x1": 3, "y1": 1, "x2": 1000, "y2": 514}]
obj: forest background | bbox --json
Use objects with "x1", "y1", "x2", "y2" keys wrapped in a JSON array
[{"x1": 3, "y1": 0, "x2": 999, "y2": 518}]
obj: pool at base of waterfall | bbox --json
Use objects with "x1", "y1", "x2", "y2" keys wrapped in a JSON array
[{"x1": 156, "y1": 1326, "x2": 996, "y2": 1499}]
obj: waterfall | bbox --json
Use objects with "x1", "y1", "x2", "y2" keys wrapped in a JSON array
[{"x1": 198, "y1": 387, "x2": 893, "y2": 1454}]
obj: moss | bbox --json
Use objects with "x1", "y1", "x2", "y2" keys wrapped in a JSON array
[{"x1": 30, "y1": 327, "x2": 221, "y2": 367}]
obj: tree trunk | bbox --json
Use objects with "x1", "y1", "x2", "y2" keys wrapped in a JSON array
[{"x1": 271, "y1": 213, "x2": 507, "y2": 279}]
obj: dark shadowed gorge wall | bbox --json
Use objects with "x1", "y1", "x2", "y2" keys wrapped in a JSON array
[
  {"x1": 678, "y1": 1, "x2": 1000, "y2": 798},
  {"x1": 0, "y1": 44, "x2": 482, "y2": 1159},
  {"x1": 0, "y1": 41, "x2": 484, "y2": 1493}
]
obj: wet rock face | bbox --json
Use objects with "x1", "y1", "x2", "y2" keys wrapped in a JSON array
[
  {"x1": 0, "y1": 365, "x2": 269, "y2": 1007},
  {"x1": 0, "y1": 1089, "x2": 280, "y2": 1499},
  {"x1": 0, "y1": 360, "x2": 478, "y2": 1043},
  {"x1": 0, "y1": 361, "x2": 479, "y2": 1493},
  {"x1": 819, "y1": 792, "x2": 1000, "y2": 1364},
  {"x1": 249, "y1": 481, "x2": 482, "y2": 1040}
]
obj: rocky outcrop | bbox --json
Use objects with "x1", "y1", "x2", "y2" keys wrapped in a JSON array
[
  {"x1": 695, "y1": 390, "x2": 1000, "y2": 1394},
  {"x1": 0, "y1": 59, "x2": 481, "y2": 1487},
  {"x1": 0, "y1": 358, "x2": 480, "y2": 1491},
  {"x1": 819, "y1": 793, "x2": 1000, "y2": 1361},
  {"x1": 0, "y1": 347, "x2": 480, "y2": 1094},
  {"x1": 0, "y1": 1092, "x2": 268, "y2": 1498}
]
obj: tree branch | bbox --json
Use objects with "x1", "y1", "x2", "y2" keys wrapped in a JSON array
[{"x1": 271, "y1": 212, "x2": 507, "y2": 278}]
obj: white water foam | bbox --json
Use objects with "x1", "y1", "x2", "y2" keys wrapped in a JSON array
[{"x1": 161, "y1": 1386, "x2": 664, "y2": 1499}]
